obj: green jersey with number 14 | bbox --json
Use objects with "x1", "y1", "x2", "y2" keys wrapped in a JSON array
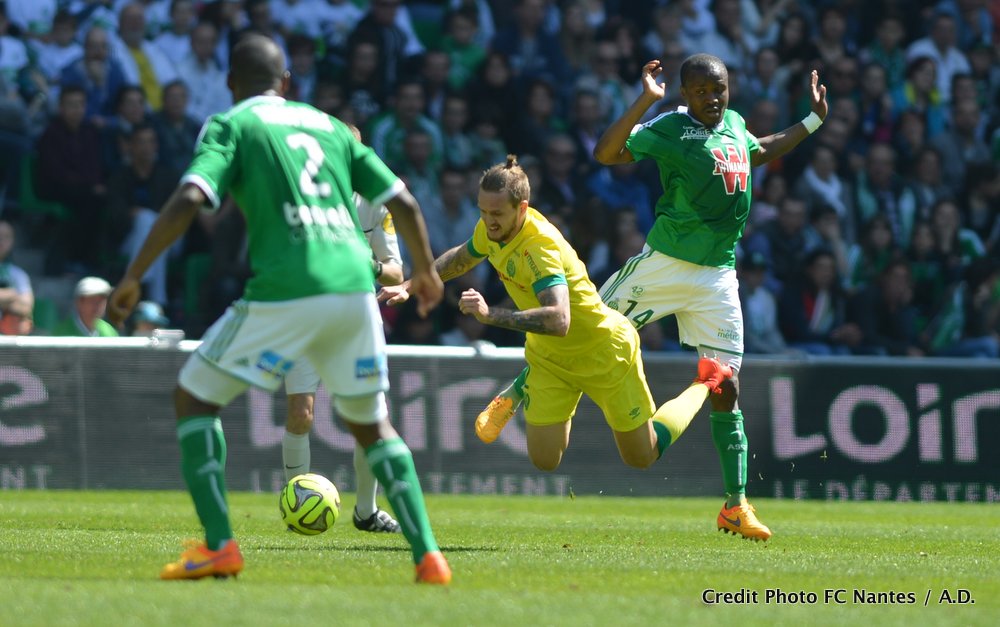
[
  {"x1": 626, "y1": 107, "x2": 760, "y2": 269},
  {"x1": 182, "y1": 95, "x2": 404, "y2": 301}
]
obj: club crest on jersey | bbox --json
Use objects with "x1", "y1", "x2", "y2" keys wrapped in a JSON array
[
  {"x1": 709, "y1": 143, "x2": 750, "y2": 195},
  {"x1": 506, "y1": 258, "x2": 516, "y2": 278}
]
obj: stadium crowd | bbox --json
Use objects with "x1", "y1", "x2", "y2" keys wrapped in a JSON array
[{"x1": 0, "y1": 0, "x2": 998, "y2": 356}]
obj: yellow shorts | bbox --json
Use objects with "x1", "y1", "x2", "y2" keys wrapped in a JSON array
[{"x1": 522, "y1": 314, "x2": 655, "y2": 433}]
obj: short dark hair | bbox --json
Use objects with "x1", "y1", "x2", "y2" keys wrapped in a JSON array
[
  {"x1": 679, "y1": 53, "x2": 727, "y2": 86},
  {"x1": 59, "y1": 85, "x2": 87, "y2": 102}
]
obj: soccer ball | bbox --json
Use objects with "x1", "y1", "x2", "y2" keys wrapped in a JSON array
[{"x1": 279, "y1": 473, "x2": 341, "y2": 535}]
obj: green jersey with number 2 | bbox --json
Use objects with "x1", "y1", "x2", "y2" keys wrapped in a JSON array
[
  {"x1": 626, "y1": 107, "x2": 761, "y2": 269},
  {"x1": 182, "y1": 95, "x2": 404, "y2": 301}
]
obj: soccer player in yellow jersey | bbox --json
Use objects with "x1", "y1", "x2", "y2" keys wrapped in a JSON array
[{"x1": 380, "y1": 156, "x2": 731, "y2": 470}]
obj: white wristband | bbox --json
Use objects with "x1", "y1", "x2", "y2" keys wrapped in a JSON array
[{"x1": 802, "y1": 112, "x2": 823, "y2": 134}]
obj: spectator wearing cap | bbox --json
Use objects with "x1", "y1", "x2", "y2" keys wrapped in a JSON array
[
  {"x1": 130, "y1": 299, "x2": 169, "y2": 336},
  {"x1": 0, "y1": 295, "x2": 33, "y2": 336},
  {"x1": 52, "y1": 276, "x2": 119, "y2": 337}
]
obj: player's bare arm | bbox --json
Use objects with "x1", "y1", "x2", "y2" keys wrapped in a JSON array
[
  {"x1": 108, "y1": 183, "x2": 205, "y2": 326},
  {"x1": 385, "y1": 189, "x2": 443, "y2": 317},
  {"x1": 434, "y1": 242, "x2": 483, "y2": 282},
  {"x1": 593, "y1": 60, "x2": 665, "y2": 165},
  {"x1": 377, "y1": 242, "x2": 483, "y2": 306},
  {"x1": 751, "y1": 70, "x2": 827, "y2": 167},
  {"x1": 460, "y1": 284, "x2": 570, "y2": 337},
  {"x1": 375, "y1": 260, "x2": 405, "y2": 286}
]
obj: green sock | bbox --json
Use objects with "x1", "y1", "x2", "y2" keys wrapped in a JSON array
[
  {"x1": 366, "y1": 438, "x2": 439, "y2": 563},
  {"x1": 710, "y1": 410, "x2": 747, "y2": 508},
  {"x1": 652, "y1": 421, "x2": 671, "y2": 459},
  {"x1": 508, "y1": 366, "x2": 528, "y2": 403},
  {"x1": 177, "y1": 416, "x2": 232, "y2": 551}
]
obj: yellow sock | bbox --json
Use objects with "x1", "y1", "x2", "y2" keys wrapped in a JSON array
[{"x1": 652, "y1": 383, "x2": 710, "y2": 445}]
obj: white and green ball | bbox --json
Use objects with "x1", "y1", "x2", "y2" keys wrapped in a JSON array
[{"x1": 279, "y1": 473, "x2": 341, "y2": 535}]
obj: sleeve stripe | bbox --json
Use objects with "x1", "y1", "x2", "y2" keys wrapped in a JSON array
[
  {"x1": 180, "y1": 174, "x2": 220, "y2": 210},
  {"x1": 369, "y1": 178, "x2": 406, "y2": 208},
  {"x1": 466, "y1": 238, "x2": 486, "y2": 258},
  {"x1": 532, "y1": 274, "x2": 567, "y2": 294}
]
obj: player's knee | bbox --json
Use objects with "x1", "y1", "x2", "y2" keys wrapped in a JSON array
[
  {"x1": 529, "y1": 450, "x2": 563, "y2": 472},
  {"x1": 173, "y1": 385, "x2": 218, "y2": 418},
  {"x1": 620, "y1": 449, "x2": 656, "y2": 470},
  {"x1": 334, "y1": 392, "x2": 388, "y2": 424},
  {"x1": 710, "y1": 376, "x2": 739, "y2": 412}
]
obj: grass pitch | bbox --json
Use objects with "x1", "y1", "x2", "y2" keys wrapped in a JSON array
[{"x1": 1, "y1": 491, "x2": 997, "y2": 626}]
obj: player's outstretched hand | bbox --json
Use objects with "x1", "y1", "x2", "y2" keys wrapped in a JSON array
[
  {"x1": 809, "y1": 69, "x2": 828, "y2": 120},
  {"x1": 377, "y1": 282, "x2": 411, "y2": 306},
  {"x1": 108, "y1": 277, "x2": 141, "y2": 328},
  {"x1": 458, "y1": 288, "x2": 489, "y2": 323},
  {"x1": 641, "y1": 60, "x2": 667, "y2": 101},
  {"x1": 408, "y1": 269, "x2": 444, "y2": 318}
]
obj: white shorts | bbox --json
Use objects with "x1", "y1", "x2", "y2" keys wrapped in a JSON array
[
  {"x1": 285, "y1": 358, "x2": 321, "y2": 395},
  {"x1": 179, "y1": 293, "x2": 388, "y2": 409},
  {"x1": 599, "y1": 246, "x2": 743, "y2": 366}
]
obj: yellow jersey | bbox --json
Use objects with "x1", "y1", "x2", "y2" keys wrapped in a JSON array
[{"x1": 468, "y1": 207, "x2": 621, "y2": 357}]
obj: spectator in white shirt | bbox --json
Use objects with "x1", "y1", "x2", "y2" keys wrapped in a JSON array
[
  {"x1": 154, "y1": 0, "x2": 197, "y2": 67},
  {"x1": 176, "y1": 21, "x2": 231, "y2": 123},
  {"x1": 271, "y1": 0, "x2": 325, "y2": 39},
  {"x1": 31, "y1": 10, "x2": 83, "y2": 87},
  {"x1": 906, "y1": 11, "x2": 971, "y2": 105},
  {"x1": 5, "y1": 0, "x2": 58, "y2": 38}
]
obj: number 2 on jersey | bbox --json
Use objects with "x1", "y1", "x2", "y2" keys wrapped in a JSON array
[{"x1": 286, "y1": 133, "x2": 332, "y2": 198}]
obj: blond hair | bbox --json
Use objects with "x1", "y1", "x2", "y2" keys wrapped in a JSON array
[{"x1": 479, "y1": 154, "x2": 531, "y2": 207}]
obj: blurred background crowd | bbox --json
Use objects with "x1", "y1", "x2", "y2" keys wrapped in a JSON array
[{"x1": 0, "y1": 0, "x2": 998, "y2": 357}]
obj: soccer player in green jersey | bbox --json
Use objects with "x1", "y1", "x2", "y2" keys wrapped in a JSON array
[
  {"x1": 282, "y1": 123, "x2": 405, "y2": 535},
  {"x1": 379, "y1": 157, "x2": 732, "y2": 474},
  {"x1": 108, "y1": 35, "x2": 451, "y2": 583},
  {"x1": 477, "y1": 54, "x2": 829, "y2": 541}
]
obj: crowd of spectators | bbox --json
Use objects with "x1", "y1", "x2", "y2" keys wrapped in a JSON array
[{"x1": 0, "y1": 0, "x2": 998, "y2": 357}]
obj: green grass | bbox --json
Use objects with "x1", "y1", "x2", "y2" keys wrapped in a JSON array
[{"x1": 1, "y1": 492, "x2": 998, "y2": 626}]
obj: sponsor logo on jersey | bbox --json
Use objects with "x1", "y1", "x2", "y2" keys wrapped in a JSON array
[
  {"x1": 680, "y1": 126, "x2": 713, "y2": 140},
  {"x1": 255, "y1": 351, "x2": 294, "y2": 377},
  {"x1": 717, "y1": 327, "x2": 741, "y2": 342},
  {"x1": 709, "y1": 143, "x2": 750, "y2": 195},
  {"x1": 355, "y1": 355, "x2": 387, "y2": 379},
  {"x1": 523, "y1": 250, "x2": 542, "y2": 280},
  {"x1": 606, "y1": 298, "x2": 620, "y2": 311}
]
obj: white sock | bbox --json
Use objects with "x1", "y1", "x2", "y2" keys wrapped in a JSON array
[
  {"x1": 282, "y1": 431, "x2": 310, "y2": 481},
  {"x1": 353, "y1": 443, "x2": 378, "y2": 518}
]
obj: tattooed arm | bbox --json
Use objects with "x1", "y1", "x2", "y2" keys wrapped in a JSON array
[
  {"x1": 434, "y1": 242, "x2": 484, "y2": 282},
  {"x1": 459, "y1": 284, "x2": 570, "y2": 337},
  {"x1": 378, "y1": 241, "x2": 485, "y2": 305}
]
